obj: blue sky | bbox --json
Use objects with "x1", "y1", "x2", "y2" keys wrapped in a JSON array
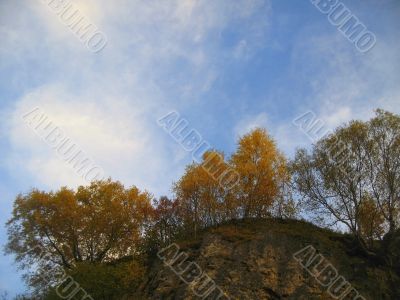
[{"x1": 0, "y1": 0, "x2": 399, "y2": 296}]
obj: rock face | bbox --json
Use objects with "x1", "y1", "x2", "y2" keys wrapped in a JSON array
[{"x1": 139, "y1": 219, "x2": 399, "y2": 299}]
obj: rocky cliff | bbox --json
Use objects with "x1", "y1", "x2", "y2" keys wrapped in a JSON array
[{"x1": 138, "y1": 219, "x2": 399, "y2": 299}]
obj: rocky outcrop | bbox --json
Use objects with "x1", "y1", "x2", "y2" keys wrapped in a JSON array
[{"x1": 139, "y1": 219, "x2": 398, "y2": 299}]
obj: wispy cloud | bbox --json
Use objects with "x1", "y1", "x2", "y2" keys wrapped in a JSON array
[
  {"x1": 1, "y1": 0, "x2": 272, "y2": 196},
  {"x1": 1, "y1": 1, "x2": 399, "y2": 295}
]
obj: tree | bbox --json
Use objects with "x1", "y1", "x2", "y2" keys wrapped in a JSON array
[
  {"x1": 5, "y1": 179, "x2": 152, "y2": 296},
  {"x1": 292, "y1": 110, "x2": 399, "y2": 255},
  {"x1": 173, "y1": 151, "x2": 233, "y2": 237},
  {"x1": 173, "y1": 163, "x2": 202, "y2": 237},
  {"x1": 272, "y1": 178, "x2": 298, "y2": 219},
  {"x1": 366, "y1": 109, "x2": 400, "y2": 236},
  {"x1": 198, "y1": 151, "x2": 238, "y2": 224},
  {"x1": 358, "y1": 195, "x2": 385, "y2": 249},
  {"x1": 146, "y1": 196, "x2": 181, "y2": 250},
  {"x1": 230, "y1": 128, "x2": 289, "y2": 218}
]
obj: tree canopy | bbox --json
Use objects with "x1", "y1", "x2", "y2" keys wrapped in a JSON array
[
  {"x1": 5, "y1": 180, "x2": 152, "y2": 297},
  {"x1": 292, "y1": 109, "x2": 400, "y2": 255},
  {"x1": 5, "y1": 109, "x2": 400, "y2": 299}
]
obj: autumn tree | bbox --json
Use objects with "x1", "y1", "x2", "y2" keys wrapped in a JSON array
[
  {"x1": 366, "y1": 110, "x2": 400, "y2": 237},
  {"x1": 292, "y1": 110, "x2": 399, "y2": 255},
  {"x1": 272, "y1": 178, "x2": 298, "y2": 219},
  {"x1": 173, "y1": 150, "x2": 236, "y2": 237},
  {"x1": 199, "y1": 151, "x2": 239, "y2": 223},
  {"x1": 358, "y1": 195, "x2": 385, "y2": 249},
  {"x1": 145, "y1": 196, "x2": 182, "y2": 251},
  {"x1": 173, "y1": 130, "x2": 293, "y2": 235},
  {"x1": 173, "y1": 163, "x2": 202, "y2": 237},
  {"x1": 5, "y1": 179, "x2": 153, "y2": 296},
  {"x1": 230, "y1": 128, "x2": 290, "y2": 218}
]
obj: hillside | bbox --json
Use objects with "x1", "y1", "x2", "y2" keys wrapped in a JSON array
[{"x1": 137, "y1": 219, "x2": 399, "y2": 299}]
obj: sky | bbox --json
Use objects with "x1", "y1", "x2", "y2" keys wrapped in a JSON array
[{"x1": 0, "y1": 0, "x2": 399, "y2": 296}]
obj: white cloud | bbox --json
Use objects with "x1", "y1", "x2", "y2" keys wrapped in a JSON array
[
  {"x1": 290, "y1": 29, "x2": 400, "y2": 129},
  {"x1": 322, "y1": 106, "x2": 352, "y2": 129},
  {"x1": 234, "y1": 112, "x2": 268, "y2": 137},
  {"x1": 1, "y1": 0, "x2": 272, "y2": 196},
  {"x1": 6, "y1": 84, "x2": 162, "y2": 191}
]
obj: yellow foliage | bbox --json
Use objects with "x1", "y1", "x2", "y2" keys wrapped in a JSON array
[{"x1": 231, "y1": 128, "x2": 289, "y2": 218}]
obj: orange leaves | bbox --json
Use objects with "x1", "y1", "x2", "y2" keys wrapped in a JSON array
[
  {"x1": 231, "y1": 128, "x2": 289, "y2": 218},
  {"x1": 6, "y1": 127, "x2": 295, "y2": 296},
  {"x1": 173, "y1": 150, "x2": 233, "y2": 233},
  {"x1": 173, "y1": 128, "x2": 291, "y2": 233},
  {"x1": 6, "y1": 179, "x2": 153, "y2": 269}
]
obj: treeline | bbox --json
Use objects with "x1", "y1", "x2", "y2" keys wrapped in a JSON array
[
  {"x1": 5, "y1": 109, "x2": 399, "y2": 299},
  {"x1": 148, "y1": 127, "x2": 296, "y2": 248},
  {"x1": 292, "y1": 109, "x2": 400, "y2": 262}
]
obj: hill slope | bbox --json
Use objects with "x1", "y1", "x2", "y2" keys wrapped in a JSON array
[{"x1": 138, "y1": 219, "x2": 399, "y2": 299}]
